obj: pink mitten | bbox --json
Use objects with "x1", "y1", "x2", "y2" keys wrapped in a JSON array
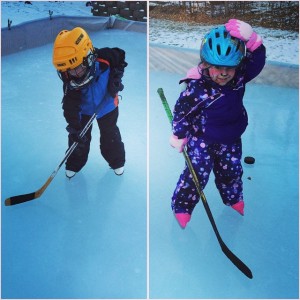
[
  {"x1": 225, "y1": 19, "x2": 262, "y2": 52},
  {"x1": 169, "y1": 134, "x2": 188, "y2": 153},
  {"x1": 246, "y1": 31, "x2": 263, "y2": 52},
  {"x1": 225, "y1": 19, "x2": 253, "y2": 41}
]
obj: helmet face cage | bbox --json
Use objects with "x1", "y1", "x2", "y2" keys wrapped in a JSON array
[
  {"x1": 200, "y1": 26, "x2": 246, "y2": 68},
  {"x1": 58, "y1": 50, "x2": 97, "y2": 90},
  {"x1": 53, "y1": 27, "x2": 98, "y2": 89}
]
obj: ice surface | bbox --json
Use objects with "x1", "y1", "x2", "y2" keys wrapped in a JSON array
[
  {"x1": 1, "y1": 1, "x2": 299, "y2": 299},
  {"x1": 150, "y1": 70, "x2": 298, "y2": 299},
  {"x1": 2, "y1": 31, "x2": 299, "y2": 300},
  {"x1": 2, "y1": 29, "x2": 147, "y2": 299}
]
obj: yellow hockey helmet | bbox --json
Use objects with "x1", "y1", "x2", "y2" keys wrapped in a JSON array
[{"x1": 53, "y1": 27, "x2": 94, "y2": 72}]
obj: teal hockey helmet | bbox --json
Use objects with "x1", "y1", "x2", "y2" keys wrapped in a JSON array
[{"x1": 200, "y1": 26, "x2": 246, "y2": 67}]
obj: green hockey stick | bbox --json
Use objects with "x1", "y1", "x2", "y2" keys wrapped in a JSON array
[{"x1": 157, "y1": 87, "x2": 253, "y2": 279}]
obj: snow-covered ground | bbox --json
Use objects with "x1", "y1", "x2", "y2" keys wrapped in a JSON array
[
  {"x1": 1, "y1": 1, "x2": 299, "y2": 64},
  {"x1": 149, "y1": 18, "x2": 299, "y2": 65},
  {"x1": 1, "y1": 1, "x2": 299, "y2": 65},
  {"x1": 1, "y1": 0, "x2": 92, "y2": 27}
]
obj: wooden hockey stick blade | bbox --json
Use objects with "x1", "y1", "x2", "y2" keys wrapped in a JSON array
[
  {"x1": 5, "y1": 176, "x2": 53, "y2": 206},
  {"x1": 5, "y1": 112, "x2": 99, "y2": 206},
  {"x1": 5, "y1": 192, "x2": 37, "y2": 206}
]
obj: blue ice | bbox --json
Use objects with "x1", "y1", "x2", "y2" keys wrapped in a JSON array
[
  {"x1": 150, "y1": 70, "x2": 298, "y2": 299},
  {"x1": 2, "y1": 29, "x2": 147, "y2": 299},
  {"x1": 2, "y1": 25, "x2": 299, "y2": 300}
]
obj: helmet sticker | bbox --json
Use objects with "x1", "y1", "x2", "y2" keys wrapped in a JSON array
[{"x1": 75, "y1": 33, "x2": 84, "y2": 45}]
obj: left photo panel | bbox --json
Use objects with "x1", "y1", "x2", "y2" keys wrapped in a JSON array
[{"x1": 1, "y1": 1, "x2": 147, "y2": 299}]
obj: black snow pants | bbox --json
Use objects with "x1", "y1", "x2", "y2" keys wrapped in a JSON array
[{"x1": 65, "y1": 107, "x2": 125, "y2": 172}]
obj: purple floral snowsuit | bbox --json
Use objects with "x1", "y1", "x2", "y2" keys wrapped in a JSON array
[{"x1": 171, "y1": 45, "x2": 266, "y2": 215}]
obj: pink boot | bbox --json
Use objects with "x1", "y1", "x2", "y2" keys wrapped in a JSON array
[
  {"x1": 175, "y1": 213, "x2": 191, "y2": 228},
  {"x1": 232, "y1": 200, "x2": 244, "y2": 216}
]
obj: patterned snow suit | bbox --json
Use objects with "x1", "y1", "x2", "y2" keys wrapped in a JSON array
[
  {"x1": 62, "y1": 47, "x2": 127, "y2": 172},
  {"x1": 171, "y1": 45, "x2": 266, "y2": 215}
]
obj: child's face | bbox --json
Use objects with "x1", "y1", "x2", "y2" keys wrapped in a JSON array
[
  {"x1": 68, "y1": 63, "x2": 88, "y2": 78},
  {"x1": 208, "y1": 66, "x2": 236, "y2": 86}
]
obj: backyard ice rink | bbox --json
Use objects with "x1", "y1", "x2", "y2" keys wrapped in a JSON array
[
  {"x1": 1, "y1": 14, "x2": 299, "y2": 300},
  {"x1": 149, "y1": 46, "x2": 298, "y2": 299},
  {"x1": 2, "y1": 28, "x2": 147, "y2": 299}
]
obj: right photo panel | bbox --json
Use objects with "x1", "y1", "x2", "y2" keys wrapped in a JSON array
[{"x1": 149, "y1": 1, "x2": 299, "y2": 299}]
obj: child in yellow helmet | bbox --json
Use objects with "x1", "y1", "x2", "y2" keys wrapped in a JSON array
[{"x1": 53, "y1": 27, "x2": 127, "y2": 178}]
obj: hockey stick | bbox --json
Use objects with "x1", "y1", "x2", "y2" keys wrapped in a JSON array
[
  {"x1": 157, "y1": 88, "x2": 253, "y2": 279},
  {"x1": 5, "y1": 109, "x2": 98, "y2": 206}
]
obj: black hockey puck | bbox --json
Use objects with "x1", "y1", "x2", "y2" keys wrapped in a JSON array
[{"x1": 244, "y1": 156, "x2": 255, "y2": 164}]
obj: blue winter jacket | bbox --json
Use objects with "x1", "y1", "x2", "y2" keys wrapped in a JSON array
[
  {"x1": 80, "y1": 60, "x2": 117, "y2": 119},
  {"x1": 172, "y1": 45, "x2": 266, "y2": 144},
  {"x1": 62, "y1": 59, "x2": 116, "y2": 130}
]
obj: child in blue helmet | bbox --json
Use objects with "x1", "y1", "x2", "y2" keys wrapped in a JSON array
[{"x1": 169, "y1": 19, "x2": 266, "y2": 228}]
